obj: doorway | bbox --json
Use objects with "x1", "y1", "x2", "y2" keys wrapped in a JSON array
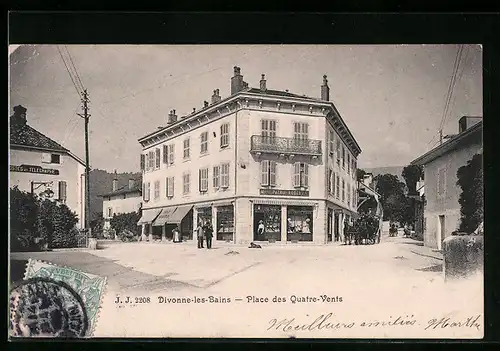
[
  {"x1": 334, "y1": 213, "x2": 340, "y2": 242},
  {"x1": 438, "y1": 215, "x2": 445, "y2": 250},
  {"x1": 327, "y1": 209, "x2": 333, "y2": 242}
]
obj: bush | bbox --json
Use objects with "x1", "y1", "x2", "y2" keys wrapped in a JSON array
[
  {"x1": 118, "y1": 229, "x2": 138, "y2": 242},
  {"x1": 10, "y1": 187, "x2": 40, "y2": 252},
  {"x1": 37, "y1": 199, "x2": 78, "y2": 249},
  {"x1": 110, "y1": 211, "x2": 141, "y2": 237},
  {"x1": 443, "y1": 234, "x2": 484, "y2": 280},
  {"x1": 90, "y1": 214, "x2": 105, "y2": 239},
  {"x1": 457, "y1": 153, "x2": 483, "y2": 233},
  {"x1": 10, "y1": 187, "x2": 79, "y2": 251}
]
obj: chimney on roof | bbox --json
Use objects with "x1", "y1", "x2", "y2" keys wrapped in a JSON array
[
  {"x1": 167, "y1": 109, "x2": 177, "y2": 124},
  {"x1": 12, "y1": 105, "x2": 27, "y2": 126},
  {"x1": 211, "y1": 89, "x2": 221, "y2": 104},
  {"x1": 231, "y1": 66, "x2": 245, "y2": 95},
  {"x1": 260, "y1": 74, "x2": 267, "y2": 92},
  {"x1": 112, "y1": 171, "x2": 118, "y2": 192},
  {"x1": 128, "y1": 178, "x2": 135, "y2": 190},
  {"x1": 192, "y1": 108, "x2": 196, "y2": 113},
  {"x1": 321, "y1": 74, "x2": 330, "y2": 101},
  {"x1": 458, "y1": 116, "x2": 482, "y2": 133},
  {"x1": 203, "y1": 100, "x2": 209, "y2": 108}
]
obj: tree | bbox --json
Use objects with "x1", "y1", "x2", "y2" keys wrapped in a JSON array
[
  {"x1": 10, "y1": 187, "x2": 40, "y2": 251},
  {"x1": 374, "y1": 174, "x2": 406, "y2": 221},
  {"x1": 402, "y1": 164, "x2": 424, "y2": 196},
  {"x1": 356, "y1": 168, "x2": 367, "y2": 182},
  {"x1": 110, "y1": 211, "x2": 142, "y2": 237},
  {"x1": 457, "y1": 153, "x2": 483, "y2": 233}
]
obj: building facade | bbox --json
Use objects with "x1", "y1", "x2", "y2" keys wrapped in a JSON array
[
  {"x1": 101, "y1": 178, "x2": 142, "y2": 229},
  {"x1": 411, "y1": 117, "x2": 482, "y2": 250},
  {"x1": 9, "y1": 105, "x2": 87, "y2": 228},
  {"x1": 138, "y1": 68, "x2": 361, "y2": 244}
]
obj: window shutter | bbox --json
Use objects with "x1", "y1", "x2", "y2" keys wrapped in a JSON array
[
  {"x1": 261, "y1": 160, "x2": 269, "y2": 186},
  {"x1": 304, "y1": 164, "x2": 309, "y2": 187},
  {"x1": 169, "y1": 145, "x2": 174, "y2": 164},
  {"x1": 294, "y1": 162, "x2": 300, "y2": 188},
  {"x1": 269, "y1": 161, "x2": 277, "y2": 186},
  {"x1": 140, "y1": 154, "x2": 145, "y2": 171},
  {"x1": 213, "y1": 166, "x2": 219, "y2": 188},
  {"x1": 58, "y1": 181, "x2": 67, "y2": 201},
  {"x1": 155, "y1": 148, "x2": 161, "y2": 168},
  {"x1": 143, "y1": 183, "x2": 146, "y2": 200},
  {"x1": 199, "y1": 169, "x2": 202, "y2": 192},
  {"x1": 163, "y1": 145, "x2": 168, "y2": 164},
  {"x1": 166, "y1": 177, "x2": 169, "y2": 196},
  {"x1": 332, "y1": 171, "x2": 336, "y2": 194}
]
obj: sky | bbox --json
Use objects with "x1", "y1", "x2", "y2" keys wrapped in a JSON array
[{"x1": 9, "y1": 44, "x2": 483, "y2": 172}]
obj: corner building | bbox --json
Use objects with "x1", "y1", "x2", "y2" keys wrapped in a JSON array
[{"x1": 138, "y1": 67, "x2": 361, "y2": 245}]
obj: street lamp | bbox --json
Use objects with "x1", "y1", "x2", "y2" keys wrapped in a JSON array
[{"x1": 31, "y1": 181, "x2": 54, "y2": 199}]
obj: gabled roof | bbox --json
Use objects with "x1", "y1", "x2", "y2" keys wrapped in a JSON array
[
  {"x1": 10, "y1": 122, "x2": 68, "y2": 152},
  {"x1": 411, "y1": 121, "x2": 483, "y2": 166},
  {"x1": 10, "y1": 115, "x2": 87, "y2": 167}
]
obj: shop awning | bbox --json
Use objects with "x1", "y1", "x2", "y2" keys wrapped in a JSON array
[
  {"x1": 152, "y1": 207, "x2": 177, "y2": 226},
  {"x1": 169, "y1": 205, "x2": 193, "y2": 223},
  {"x1": 137, "y1": 208, "x2": 162, "y2": 225}
]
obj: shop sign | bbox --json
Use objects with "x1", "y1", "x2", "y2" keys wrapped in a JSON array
[
  {"x1": 260, "y1": 189, "x2": 309, "y2": 197},
  {"x1": 10, "y1": 164, "x2": 59, "y2": 175}
]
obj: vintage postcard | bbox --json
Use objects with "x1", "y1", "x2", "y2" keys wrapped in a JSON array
[{"x1": 9, "y1": 44, "x2": 483, "y2": 339}]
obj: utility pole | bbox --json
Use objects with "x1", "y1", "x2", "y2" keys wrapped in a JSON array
[
  {"x1": 78, "y1": 89, "x2": 91, "y2": 234},
  {"x1": 439, "y1": 129, "x2": 443, "y2": 145}
]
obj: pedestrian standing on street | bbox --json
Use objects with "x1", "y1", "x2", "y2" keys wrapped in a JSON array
[
  {"x1": 204, "y1": 221, "x2": 213, "y2": 249},
  {"x1": 196, "y1": 221, "x2": 205, "y2": 249},
  {"x1": 172, "y1": 225, "x2": 181, "y2": 243}
]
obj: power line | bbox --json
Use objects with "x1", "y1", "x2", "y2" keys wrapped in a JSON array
[
  {"x1": 57, "y1": 46, "x2": 82, "y2": 97},
  {"x1": 440, "y1": 44, "x2": 464, "y2": 132},
  {"x1": 64, "y1": 45, "x2": 86, "y2": 93}
]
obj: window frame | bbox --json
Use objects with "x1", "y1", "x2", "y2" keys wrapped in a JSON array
[
  {"x1": 183, "y1": 172, "x2": 191, "y2": 195},
  {"x1": 220, "y1": 123, "x2": 230, "y2": 148},
  {"x1": 183, "y1": 138, "x2": 190, "y2": 160},
  {"x1": 199, "y1": 168, "x2": 209, "y2": 192},
  {"x1": 220, "y1": 163, "x2": 230, "y2": 188},
  {"x1": 213, "y1": 165, "x2": 220, "y2": 189},
  {"x1": 200, "y1": 131, "x2": 209, "y2": 154}
]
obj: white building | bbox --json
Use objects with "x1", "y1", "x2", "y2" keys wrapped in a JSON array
[
  {"x1": 101, "y1": 177, "x2": 142, "y2": 229},
  {"x1": 9, "y1": 105, "x2": 87, "y2": 228},
  {"x1": 138, "y1": 67, "x2": 362, "y2": 244}
]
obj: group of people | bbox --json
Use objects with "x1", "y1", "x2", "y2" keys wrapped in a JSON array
[{"x1": 196, "y1": 220, "x2": 214, "y2": 249}]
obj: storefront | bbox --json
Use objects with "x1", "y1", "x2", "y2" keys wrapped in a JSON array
[
  {"x1": 253, "y1": 204, "x2": 281, "y2": 242},
  {"x1": 197, "y1": 206, "x2": 212, "y2": 226},
  {"x1": 286, "y1": 206, "x2": 314, "y2": 242},
  {"x1": 216, "y1": 205, "x2": 234, "y2": 241}
]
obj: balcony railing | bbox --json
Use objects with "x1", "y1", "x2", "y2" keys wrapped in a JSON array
[{"x1": 250, "y1": 135, "x2": 322, "y2": 156}]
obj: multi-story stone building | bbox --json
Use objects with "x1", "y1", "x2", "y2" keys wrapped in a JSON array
[
  {"x1": 10, "y1": 105, "x2": 87, "y2": 228},
  {"x1": 138, "y1": 67, "x2": 361, "y2": 244}
]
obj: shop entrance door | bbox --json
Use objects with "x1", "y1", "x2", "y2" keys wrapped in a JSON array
[
  {"x1": 327, "y1": 209, "x2": 333, "y2": 242},
  {"x1": 334, "y1": 213, "x2": 340, "y2": 242}
]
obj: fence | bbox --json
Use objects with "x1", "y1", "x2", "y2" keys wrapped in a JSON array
[{"x1": 75, "y1": 228, "x2": 90, "y2": 248}]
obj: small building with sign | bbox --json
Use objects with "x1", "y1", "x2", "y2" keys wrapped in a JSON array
[
  {"x1": 9, "y1": 105, "x2": 87, "y2": 228},
  {"x1": 137, "y1": 68, "x2": 361, "y2": 244}
]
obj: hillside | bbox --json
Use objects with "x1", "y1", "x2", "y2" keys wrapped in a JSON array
[
  {"x1": 89, "y1": 169, "x2": 141, "y2": 220},
  {"x1": 362, "y1": 166, "x2": 405, "y2": 181}
]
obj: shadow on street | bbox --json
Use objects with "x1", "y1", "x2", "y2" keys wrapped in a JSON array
[{"x1": 416, "y1": 264, "x2": 443, "y2": 272}]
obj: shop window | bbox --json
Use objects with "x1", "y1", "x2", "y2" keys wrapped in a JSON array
[
  {"x1": 253, "y1": 205, "x2": 281, "y2": 241},
  {"x1": 216, "y1": 205, "x2": 234, "y2": 241},
  {"x1": 197, "y1": 207, "x2": 212, "y2": 227},
  {"x1": 287, "y1": 206, "x2": 313, "y2": 242}
]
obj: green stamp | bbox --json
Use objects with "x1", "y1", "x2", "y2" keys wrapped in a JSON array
[{"x1": 23, "y1": 259, "x2": 107, "y2": 336}]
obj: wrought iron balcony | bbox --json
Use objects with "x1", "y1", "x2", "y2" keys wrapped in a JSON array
[{"x1": 250, "y1": 135, "x2": 322, "y2": 157}]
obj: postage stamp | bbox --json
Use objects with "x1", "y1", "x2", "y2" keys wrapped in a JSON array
[
  {"x1": 22, "y1": 259, "x2": 107, "y2": 336},
  {"x1": 10, "y1": 277, "x2": 89, "y2": 337}
]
